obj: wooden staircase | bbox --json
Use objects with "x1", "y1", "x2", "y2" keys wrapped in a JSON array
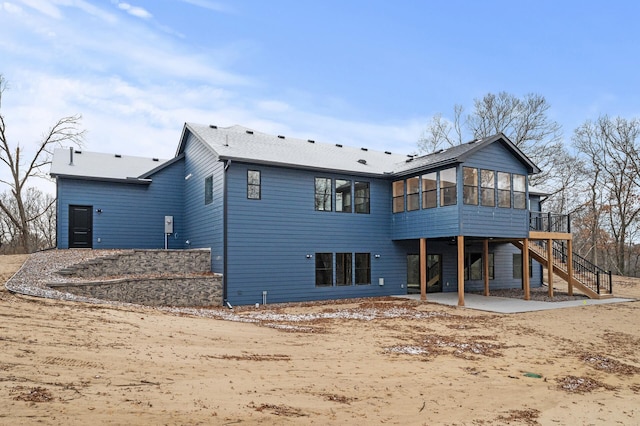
[{"x1": 512, "y1": 240, "x2": 613, "y2": 299}]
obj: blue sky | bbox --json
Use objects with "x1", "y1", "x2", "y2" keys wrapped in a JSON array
[{"x1": 1, "y1": 0, "x2": 640, "y2": 177}]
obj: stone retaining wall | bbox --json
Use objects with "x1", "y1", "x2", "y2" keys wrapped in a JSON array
[
  {"x1": 49, "y1": 275, "x2": 222, "y2": 307},
  {"x1": 49, "y1": 249, "x2": 223, "y2": 307},
  {"x1": 58, "y1": 249, "x2": 211, "y2": 278}
]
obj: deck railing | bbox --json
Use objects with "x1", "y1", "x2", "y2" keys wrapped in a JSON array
[
  {"x1": 530, "y1": 211, "x2": 571, "y2": 233},
  {"x1": 533, "y1": 239, "x2": 612, "y2": 295}
]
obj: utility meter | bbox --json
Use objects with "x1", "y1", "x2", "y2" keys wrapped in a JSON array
[{"x1": 165, "y1": 216, "x2": 174, "y2": 234}]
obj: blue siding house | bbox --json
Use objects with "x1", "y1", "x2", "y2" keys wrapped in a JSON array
[{"x1": 51, "y1": 123, "x2": 607, "y2": 306}]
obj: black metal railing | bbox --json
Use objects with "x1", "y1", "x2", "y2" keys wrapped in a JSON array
[
  {"x1": 534, "y1": 239, "x2": 612, "y2": 295},
  {"x1": 530, "y1": 211, "x2": 571, "y2": 233}
]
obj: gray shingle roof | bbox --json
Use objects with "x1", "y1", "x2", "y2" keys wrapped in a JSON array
[
  {"x1": 182, "y1": 124, "x2": 540, "y2": 177},
  {"x1": 50, "y1": 148, "x2": 169, "y2": 182},
  {"x1": 182, "y1": 123, "x2": 409, "y2": 176}
]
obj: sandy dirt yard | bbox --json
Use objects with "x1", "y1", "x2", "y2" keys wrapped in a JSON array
[{"x1": 1, "y1": 254, "x2": 639, "y2": 425}]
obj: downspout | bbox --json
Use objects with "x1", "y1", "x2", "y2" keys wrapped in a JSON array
[{"x1": 222, "y1": 159, "x2": 231, "y2": 306}]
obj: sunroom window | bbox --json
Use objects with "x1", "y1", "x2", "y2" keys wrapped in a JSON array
[
  {"x1": 406, "y1": 177, "x2": 420, "y2": 211},
  {"x1": 392, "y1": 180, "x2": 405, "y2": 213},
  {"x1": 497, "y1": 172, "x2": 511, "y2": 208},
  {"x1": 422, "y1": 172, "x2": 437, "y2": 209},
  {"x1": 463, "y1": 167, "x2": 478, "y2": 205},
  {"x1": 481, "y1": 169, "x2": 495, "y2": 207},
  {"x1": 513, "y1": 174, "x2": 526, "y2": 209},
  {"x1": 440, "y1": 167, "x2": 457, "y2": 206}
]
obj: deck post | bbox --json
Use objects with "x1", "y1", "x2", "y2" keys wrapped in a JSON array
[
  {"x1": 483, "y1": 239, "x2": 490, "y2": 296},
  {"x1": 523, "y1": 238, "x2": 531, "y2": 300},
  {"x1": 420, "y1": 238, "x2": 427, "y2": 301},
  {"x1": 567, "y1": 238, "x2": 573, "y2": 296},
  {"x1": 547, "y1": 238, "x2": 554, "y2": 298},
  {"x1": 458, "y1": 235, "x2": 465, "y2": 307}
]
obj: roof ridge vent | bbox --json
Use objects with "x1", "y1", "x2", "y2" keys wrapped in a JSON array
[
  {"x1": 209, "y1": 124, "x2": 217, "y2": 129},
  {"x1": 115, "y1": 154, "x2": 122, "y2": 158},
  {"x1": 307, "y1": 139, "x2": 315, "y2": 143},
  {"x1": 385, "y1": 151, "x2": 392, "y2": 155},
  {"x1": 277, "y1": 135, "x2": 285, "y2": 139},
  {"x1": 246, "y1": 130, "x2": 254, "y2": 135},
  {"x1": 361, "y1": 147, "x2": 368, "y2": 151},
  {"x1": 358, "y1": 159, "x2": 367, "y2": 165},
  {"x1": 336, "y1": 144, "x2": 343, "y2": 148},
  {"x1": 152, "y1": 158, "x2": 159, "y2": 162}
]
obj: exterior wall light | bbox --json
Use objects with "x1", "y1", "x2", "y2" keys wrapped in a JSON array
[
  {"x1": 374, "y1": 254, "x2": 381, "y2": 259},
  {"x1": 306, "y1": 254, "x2": 313, "y2": 259}
]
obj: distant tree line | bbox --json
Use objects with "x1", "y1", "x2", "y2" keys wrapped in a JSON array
[{"x1": 420, "y1": 92, "x2": 640, "y2": 277}]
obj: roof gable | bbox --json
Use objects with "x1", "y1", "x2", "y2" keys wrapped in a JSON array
[{"x1": 391, "y1": 133, "x2": 540, "y2": 177}]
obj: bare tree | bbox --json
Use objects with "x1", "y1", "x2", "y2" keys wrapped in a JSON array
[
  {"x1": 573, "y1": 115, "x2": 640, "y2": 275},
  {"x1": 417, "y1": 105, "x2": 464, "y2": 152},
  {"x1": 418, "y1": 92, "x2": 564, "y2": 188},
  {"x1": 0, "y1": 74, "x2": 84, "y2": 253}
]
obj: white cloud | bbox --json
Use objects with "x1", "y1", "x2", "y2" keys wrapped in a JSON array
[
  {"x1": 15, "y1": 0, "x2": 61, "y2": 18},
  {"x1": 115, "y1": 1, "x2": 152, "y2": 19}
]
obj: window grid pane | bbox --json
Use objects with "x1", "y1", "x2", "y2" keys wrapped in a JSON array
[
  {"x1": 497, "y1": 172, "x2": 511, "y2": 208},
  {"x1": 336, "y1": 179, "x2": 352, "y2": 213},
  {"x1": 336, "y1": 253, "x2": 353, "y2": 286},
  {"x1": 407, "y1": 177, "x2": 420, "y2": 211},
  {"x1": 463, "y1": 167, "x2": 478, "y2": 205},
  {"x1": 315, "y1": 178, "x2": 332, "y2": 211},
  {"x1": 393, "y1": 180, "x2": 405, "y2": 213},
  {"x1": 247, "y1": 170, "x2": 261, "y2": 200},
  {"x1": 422, "y1": 172, "x2": 437, "y2": 209},
  {"x1": 355, "y1": 253, "x2": 371, "y2": 285},
  {"x1": 315, "y1": 253, "x2": 333, "y2": 286},
  {"x1": 354, "y1": 181, "x2": 370, "y2": 214},
  {"x1": 481, "y1": 169, "x2": 495, "y2": 207},
  {"x1": 440, "y1": 167, "x2": 457, "y2": 206}
]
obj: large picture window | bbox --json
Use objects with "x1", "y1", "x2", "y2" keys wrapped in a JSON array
[
  {"x1": 204, "y1": 175, "x2": 213, "y2": 205},
  {"x1": 315, "y1": 253, "x2": 333, "y2": 286},
  {"x1": 422, "y1": 172, "x2": 437, "y2": 209},
  {"x1": 247, "y1": 170, "x2": 261, "y2": 200},
  {"x1": 355, "y1": 253, "x2": 371, "y2": 285},
  {"x1": 481, "y1": 169, "x2": 495, "y2": 207},
  {"x1": 497, "y1": 172, "x2": 511, "y2": 208},
  {"x1": 354, "y1": 182, "x2": 370, "y2": 214},
  {"x1": 463, "y1": 167, "x2": 478, "y2": 205},
  {"x1": 440, "y1": 167, "x2": 457, "y2": 206},
  {"x1": 513, "y1": 174, "x2": 526, "y2": 209},
  {"x1": 315, "y1": 178, "x2": 332, "y2": 211},
  {"x1": 336, "y1": 179, "x2": 352, "y2": 213},
  {"x1": 406, "y1": 177, "x2": 420, "y2": 211},
  {"x1": 336, "y1": 253, "x2": 353, "y2": 285},
  {"x1": 392, "y1": 180, "x2": 405, "y2": 213}
]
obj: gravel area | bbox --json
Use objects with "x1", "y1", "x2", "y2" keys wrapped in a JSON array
[{"x1": 471, "y1": 286, "x2": 588, "y2": 302}]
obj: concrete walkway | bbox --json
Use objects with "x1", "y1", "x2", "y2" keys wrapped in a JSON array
[{"x1": 395, "y1": 292, "x2": 636, "y2": 314}]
